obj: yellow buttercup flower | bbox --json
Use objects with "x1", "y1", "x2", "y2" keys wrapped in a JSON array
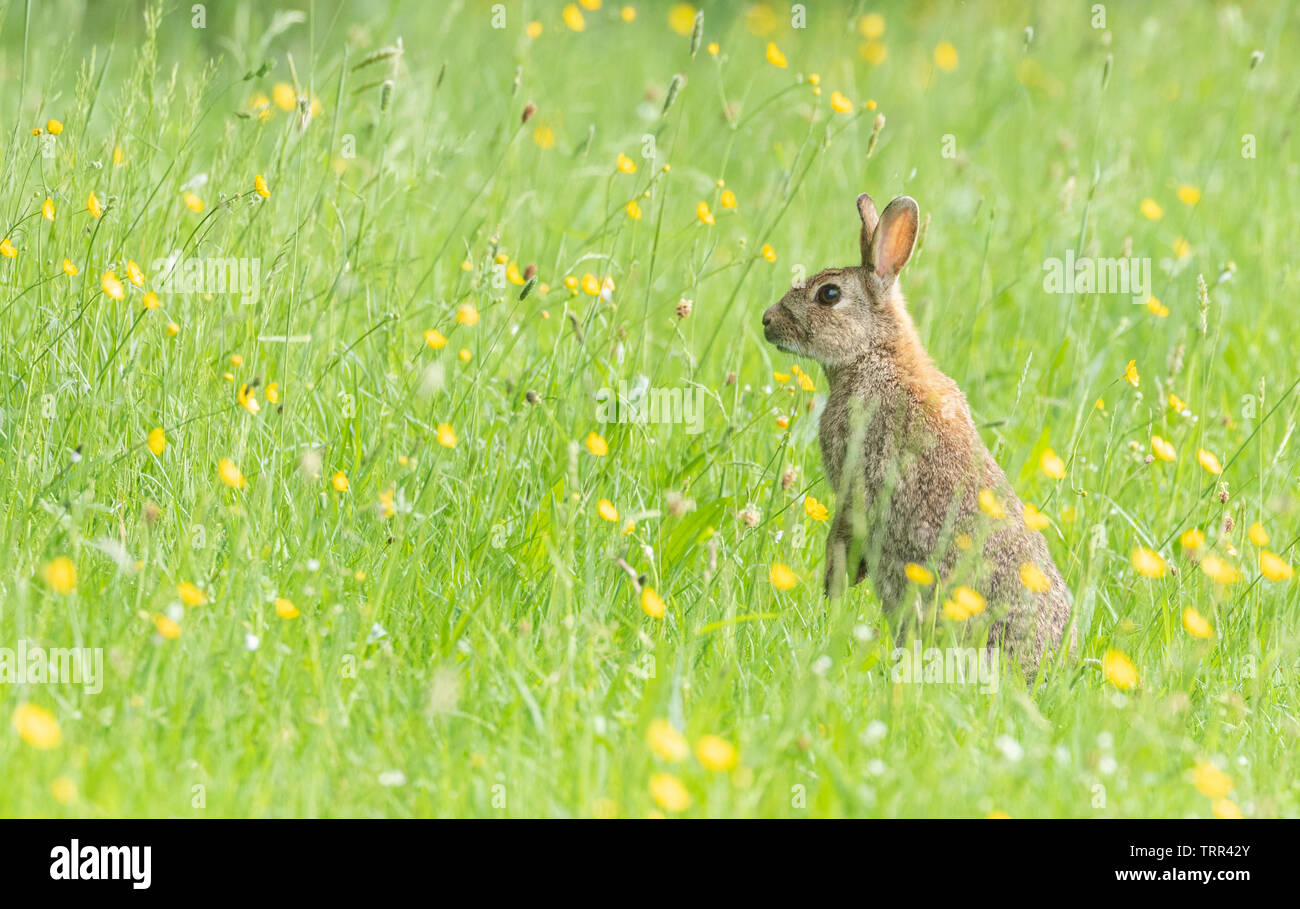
[
  {"x1": 456, "y1": 303, "x2": 479, "y2": 326},
  {"x1": 178, "y1": 582, "x2": 207, "y2": 607},
  {"x1": 1151, "y1": 435, "x2": 1175, "y2": 461},
  {"x1": 87, "y1": 191, "x2": 103, "y2": 218},
  {"x1": 1212, "y1": 798, "x2": 1242, "y2": 819},
  {"x1": 332, "y1": 470, "x2": 350, "y2": 492},
  {"x1": 101, "y1": 270, "x2": 124, "y2": 300},
  {"x1": 649, "y1": 772, "x2": 691, "y2": 812},
  {"x1": 62, "y1": 259, "x2": 78, "y2": 276},
  {"x1": 1102, "y1": 649, "x2": 1138, "y2": 690},
  {"x1": 585, "y1": 432, "x2": 608, "y2": 456},
  {"x1": 1040, "y1": 448, "x2": 1066, "y2": 479},
  {"x1": 1022, "y1": 503, "x2": 1050, "y2": 531},
  {"x1": 1019, "y1": 562, "x2": 1050, "y2": 593},
  {"x1": 1123, "y1": 359, "x2": 1140, "y2": 388},
  {"x1": 153, "y1": 613, "x2": 181, "y2": 639},
  {"x1": 47, "y1": 119, "x2": 64, "y2": 135},
  {"x1": 597, "y1": 499, "x2": 619, "y2": 522},
  {"x1": 0, "y1": 238, "x2": 15, "y2": 258},
  {"x1": 696, "y1": 200, "x2": 715, "y2": 225},
  {"x1": 437, "y1": 423, "x2": 458, "y2": 448},
  {"x1": 765, "y1": 42, "x2": 787, "y2": 68},
  {"x1": 562, "y1": 3, "x2": 586, "y2": 31},
  {"x1": 42, "y1": 198, "x2": 55, "y2": 220},
  {"x1": 769, "y1": 562, "x2": 798, "y2": 591},
  {"x1": 762, "y1": 243, "x2": 777, "y2": 262},
  {"x1": 933, "y1": 41, "x2": 958, "y2": 71},
  {"x1": 1197, "y1": 448, "x2": 1223, "y2": 475},
  {"x1": 667, "y1": 4, "x2": 696, "y2": 35},
  {"x1": 1140, "y1": 198, "x2": 1163, "y2": 220},
  {"x1": 646, "y1": 719, "x2": 688, "y2": 761},
  {"x1": 943, "y1": 586, "x2": 985, "y2": 620},
  {"x1": 1131, "y1": 547, "x2": 1166, "y2": 578},
  {"x1": 695, "y1": 735, "x2": 739, "y2": 772},
  {"x1": 255, "y1": 174, "x2": 271, "y2": 198},
  {"x1": 43, "y1": 557, "x2": 77, "y2": 594},
  {"x1": 641, "y1": 587, "x2": 666, "y2": 618},
  {"x1": 904, "y1": 562, "x2": 934, "y2": 585},
  {"x1": 12, "y1": 704, "x2": 62, "y2": 749},
  {"x1": 720, "y1": 188, "x2": 737, "y2": 210},
  {"x1": 616, "y1": 152, "x2": 637, "y2": 174},
  {"x1": 626, "y1": 200, "x2": 642, "y2": 220},
  {"x1": 803, "y1": 496, "x2": 829, "y2": 521},
  {"x1": 978, "y1": 488, "x2": 1006, "y2": 519},
  {"x1": 1247, "y1": 522, "x2": 1268, "y2": 546},
  {"x1": 148, "y1": 427, "x2": 167, "y2": 456},
  {"x1": 218, "y1": 457, "x2": 247, "y2": 489},
  {"x1": 1199, "y1": 555, "x2": 1241, "y2": 585},
  {"x1": 275, "y1": 597, "x2": 300, "y2": 619},
  {"x1": 1180, "y1": 528, "x2": 1205, "y2": 551},
  {"x1": 1177, "y1": 185, "x2": 1201, "y2": 205},
  {"x1": 184, "y1": 191, "x2": 204, "y2": 212},
  {"x1": 425, "y1": 329, "x2": 448, "y2": 349},
  {"x1": 1193, "y1": 761, "x2": 1232, "y2": 799},
  {"x1": 1259, "y1": 550, "x2": 1293, "y2": 582},
  {"x1": 1182, "y1": 607, "x2": 1214, "y2": 639},
  {"x1": 830, "y1": 91, "x2": 853, "y2": 113}
]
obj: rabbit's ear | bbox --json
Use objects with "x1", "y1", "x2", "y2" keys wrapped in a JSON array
[
  {"x1": 868, "y1": 196, "x2": 919, "y2": 283},
  {"x1": 856, "y1": 193, "x2": 879, "y2": 267}
]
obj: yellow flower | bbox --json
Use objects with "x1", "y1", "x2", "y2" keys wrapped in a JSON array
[
  {"x1": 275, "y1": 597, "x2": 300, "y2": 619},
  {"x1": 597, "y1": 499, "x2": 619, "y2": 522},
  {"x1": 695, "y1": 735, "x2": 739, "y2": 772},
  {"x1": 943, "y1": 586, "x2": 986, "y2": 620},
  {"x1": 860, "y1": 40, "x2": 888, "y2": 65},
  {"x1": 126, "y1": 260, "x2": 144, "y2": 286},
  {"x1": 272, "y1": 82, "x2": 297, "y2": 111},
  {"x1": 1197, "y1": 448, "x2": 1223, "y2": 475},
  {"x1": 904, "y1": 562, "x2": 934, "y2": 585},
  {"x1": 1177, "y1": 185, "x2": 1201, "y2": 205},
  {"x1": 265, "y1": 382, "x2": 279, "y2": 405},
  {"x1": 641, "y1": 587, "x2": 666, "y2": 618},
  {"x1": 62, "y1": 259, "x2": 78, "y2": 276},
  {"x1": 153, "y1": 613, "x2": 181, "y2": 639},
  {"x1": 978, "y1": 488, "x2": 1006, "y2": 519},
  {"x1": 649, "y1": 772, "x2": 691, "y2": 812},
  {"x1": 762, "y1": 243, "x2": 777, "y2": 262},
  {"x1": 1259, "y1": 550, "x2": 1293, "y2": 582},
  {"x1": 773, "y1": 371, "x2": 791, "y2": 384},
  {"x1": 1172, "y1": 237, "x2": 1191, "y2": 259},
  {"x1": 532, "y1": 124, "x2": 555, "y2": 149},
  {"x1": 1247, "y1": 522, "x2": 1269, "y2": 546},
  {"x1": 1170, "y1": 392, "x2": 1187, "y2": 412},
  {"x1": 0, "y1": 238, "x2": 15, "y2": 258},
  {"x1": 1182, "y1": 607, "x2": 1214, "y2": 639},
  {"x1": 1019, "y1": 562, "x2": 1050, "y2": 593},
  {"x1": 437, "y1": 423, "x2": 458, "y2": 448},
  {"x1": 585, "y1": 432, "x2": 608, "y2": 456},
  {"x1": 1199, "y1": 555, "x2": 1241, "y2": 585},
  {"x1": 87, "y1": 191, "x2": 103, "y2": 218},
  {"x1": 1039, "y1": 448, "x2": 1066, "y2": 479},
  {"x1": 1212, "y1": 798, "x2": 1243, "y2": 819},
  {"x1": 696, "y1": 201, "x2": 714, "y2": 225},
  {"x1": 255, "y1": 174, "x2": 271, "y2": 198},
  {"x1": 668, "y1": 4, "x2": 696, "y2": 35},
  {"x1": 1151, "y1": 435, "x2": 1175, "y2": 461},
  {"x1": 707, "y1": 42, "x2": 719, "y2": 55},
  {"x1": 804, "y1": 496, "x2": 829, "y2": 522},
  {"x1": 148, "y1": 427, "x2": 166, "y2": 456},
  {"x1": 1102, "y1": 649, "x2": 1138, "y2": 690},
  {"x1": 113, "y1": 145, "x2": 125, "y2": 166},
  {"x1": 526, "y1": 21, "x2": 543, "y2": 38},
  {"x1": 1193, "y1": 761, "x2": 1232, "y2": 799},
  {"x1": 1123, "y1": 359, "x2": 1140, "y2": 388},
  {"x1": 42, "y1": 197, "x2": 55, "y2": 220},
  {"x1": 237, "y1": 383, "x2": 260, "y2": 414},
  {"x1": 1146, "y1": 295, "x2": 1170, "y2": 317},
  {"x1": 720, "y1": 188, "x2": 737, "y2": 210},
  {"x1": 184, "y1": 191, "x2": 204, "y2": 213},
  {"x1": 218, "y1": 457, "x2": 247, "y2": 489},
  {"x1": 101, "y1": 270, "x2": 125, "y2": 300},
  {"x1": 1140, "y1": 198, "x2": 1163, "y2": 220},
  {"x1": 51, "y1": 777, "x2": 77, "y2": 804},
  {"x1": 580, "y1": 273, "x2": 601, "y2": 295},
  {"x1": 859, "y1": 12, "x2": 885, "y2": 38},
  {"x1": 378, "y1": 488, "x2": 396, "y2": 519},
  {"x1": 178, "y1": 582, "x2": 207, "y2": 607},
  {"x1": 142, "y1": 291, "x2": 159, "y2": 310},
  {"x1": 12, "y1": 704, "x2": 62, "y2": 749},
  {"x1": 1180, "y1": 528, "x2": 1205, "y2": 551},
  {"x1": 332, "y1": 470, "x2": 350, "y2": 492},
  {"x1": 769, "y1": 562, "x2": 798, "y2": 591},
  {"x1": 425, "y1": 329, "x2": 448, "y2": 349},
  {"x1": 562, "y1": 3, "x2": 586, "y2": 31},
  {"x1": 765, "y1": 42, "x2": 787, "y2": 68},
  {"x1": 1022, "y1": 503, "x2": 1050, "y2": 531},
  {"x1": 456, "y1": 303, "x2": 479, "y2": 326},
  {"x1": 646, "y1": 719, "x2": 688, "y2": 761},
  {"x1": 626, "y1": 200, "x2": 642, "y2": 220},
  {"x1": 47, "y1": 118, "x2": 64, "y2": 135},
  {"x1": 42, "y1": 557, "x2": 77, "y2": 594},
  {"x1": 830, "y1": 90, "x2": 853, "y2": 113},
  {"x1": 616, "y1": 152, "x2": 637, "y2": 174},
  {"x1": 1131, "y1": 547, "x2": 1166, "y2": 578},
  {"x1": 933, "y1": 41, "x2": 959, "y2": 71},
  {"x1": 620, "y1": 5, "x2": 635, "y2": 22}
]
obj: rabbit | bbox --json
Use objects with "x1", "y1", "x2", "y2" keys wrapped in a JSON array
[{"x1": 761, "y1": 192, "x2": 1071, "y2": 670}]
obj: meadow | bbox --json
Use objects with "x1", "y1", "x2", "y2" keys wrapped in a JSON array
[{"x1": 1, "y1": 0, "x2": 1297, "y2": 818}]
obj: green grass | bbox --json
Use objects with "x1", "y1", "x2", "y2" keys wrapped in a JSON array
[{"x1": 1, "y1": 0, "x2": 1298, "y2": 818}]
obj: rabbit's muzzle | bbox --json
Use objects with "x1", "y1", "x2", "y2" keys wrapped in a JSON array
[{"x1": 762, "y1": 303, "x2": 796, "y2": 351}]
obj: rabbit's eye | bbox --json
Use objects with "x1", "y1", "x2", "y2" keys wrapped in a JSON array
[{"x1": 815, "y1": 284, "x2": 841, "y2": 305}]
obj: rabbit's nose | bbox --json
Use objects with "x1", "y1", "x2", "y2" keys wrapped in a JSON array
[{"x1": 761, "y1": 312, "x2": 772, "y2": 327}]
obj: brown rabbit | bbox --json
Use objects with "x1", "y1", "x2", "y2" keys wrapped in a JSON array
[{"x1": 761, "y1": 192, "x2": 1071, "y2": 670}]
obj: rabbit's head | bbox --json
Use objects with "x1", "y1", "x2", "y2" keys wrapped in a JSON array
[{"x1": 762, "y1": 193, "x2": 919, "y2": 368}]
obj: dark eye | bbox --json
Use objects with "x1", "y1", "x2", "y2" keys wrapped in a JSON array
[{"x1": 815, "y1": 284, "x2": 841, "y2": 305}]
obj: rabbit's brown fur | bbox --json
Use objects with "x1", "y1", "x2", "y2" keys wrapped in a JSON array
[{"x1": 762, "y1": 193, "x2": 1071, "y2": 670}]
